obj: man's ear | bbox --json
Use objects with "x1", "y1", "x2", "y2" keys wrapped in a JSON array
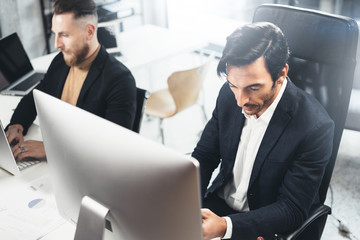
[
  {"x1": 277, "y1": 64, "x2": 289, "y2": 84},
  {"x1": 86, "y1": 24, "x2": 96, "y2": 40}
]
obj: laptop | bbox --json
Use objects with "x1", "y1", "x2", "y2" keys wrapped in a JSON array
[
  {"x1": 0, "y1": 121, "x2": 40, "y2": 175},
  {"x1": 0, "y1": 32, "x2": 45, "y2": 96}
]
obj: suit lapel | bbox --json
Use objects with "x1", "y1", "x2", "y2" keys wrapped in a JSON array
[
  {"x1": 227, "y1": 109, "x2": 245, "y2": 170},
  {"x1": 77, "y1": 46, "x2": 107, "y2": 106},
  {"x1": 248, "y1": 79, "x2": 296, "y2": 188},
  {"x1": 55, "y1": 61, "x2": 70, "y2": 98}
]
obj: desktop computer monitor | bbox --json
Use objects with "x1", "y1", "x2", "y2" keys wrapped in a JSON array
[{"x1": 33, "y1": 90, "x2": 203, "y2": 240}]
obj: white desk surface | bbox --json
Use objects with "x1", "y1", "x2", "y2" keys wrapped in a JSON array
[
  {"x1": 0, "y1": 164, "x2": 76, "y2": 240},
  {"x1": 1, "y1": 24, "x2": 206, "y2": 239},
  {"x1": 0, "y1": 95, "x2": 76, "y2": 239},
  {"x1": 31, "y1": 24, "x2": 207, "y2": 72},
  {"x1": 0, "y1": 95, "x2": 21, "y2": 127}
]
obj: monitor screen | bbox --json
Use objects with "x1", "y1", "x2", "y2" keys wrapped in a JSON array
[
  {"x1": 0, "y1": 33, "x2": 33, "y2": 85},
  {"x1": 33, "y1": 89, "x2": 203, "y2": 240}
]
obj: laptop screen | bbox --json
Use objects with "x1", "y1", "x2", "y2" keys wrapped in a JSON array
[{"x1": 0, "y1": 33, "x2": 34, "y2": 87}]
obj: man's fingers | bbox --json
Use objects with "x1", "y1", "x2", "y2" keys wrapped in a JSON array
[
  {"x1": 6, "y1": 127, "x2": 24, "y2": 146},
  {"x1": 12, "y1": 142, "x2": 28, "y2": 161},
  {"x1": 201, "y1": 208, "x2": 212, "y2": 215},
  {"x1": 7, "y1": 134, "x2": 15, "y2": 145},
  {"x1": 14, "y1": 150, "x2": 22, "y2": 162}
]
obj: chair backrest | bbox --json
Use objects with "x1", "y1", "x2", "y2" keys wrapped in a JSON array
[
  {"x1": 253, "y1": 4, "x2": 358, "y2": 204},
  {"x1": 133, "y1": 87, "x2": 149, "y2": 133},
  {"x1": 167, "y1": 55, "x2": 212, "y2": 114}
]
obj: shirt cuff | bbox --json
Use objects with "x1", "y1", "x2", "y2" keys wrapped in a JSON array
[{"x1": 222, "y1": 216, "x2": 233, "y2": 239}]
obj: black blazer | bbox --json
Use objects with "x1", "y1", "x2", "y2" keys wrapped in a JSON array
[
  {"x1": 8, "y1": 46, "x2": 136, "y2": 134},
  {"x1": 192, "y1": 79, "x2": 334, "y2": 239}
]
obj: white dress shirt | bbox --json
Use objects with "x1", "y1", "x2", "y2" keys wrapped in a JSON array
[{"x1": 221, "y1": 78, "x2": 287, "y2": 239}]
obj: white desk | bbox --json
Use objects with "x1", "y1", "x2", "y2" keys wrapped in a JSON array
[
  {"x1": 0, "y1": 95, "x2": 42, "y2": 141},
  {"x1": 0, "y1": 95, "x2": 75, "y2": 239},
  {"x1": 0, "y1": 95, "x2": 22, "y2": 127},
  {"x1": 0, "y1": 24, "x2": 206, "y2": 239},
  {"x1": 0, "y1": 163, "x2": 75, "y2": 240}
]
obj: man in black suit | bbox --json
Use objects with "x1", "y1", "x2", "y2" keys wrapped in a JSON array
[
  {"x1": 192, "y1": 22, "x2": 334, "y2": 239},
  {"x1": 6, "y1": 0, "x2": 136, "y2": 161}
]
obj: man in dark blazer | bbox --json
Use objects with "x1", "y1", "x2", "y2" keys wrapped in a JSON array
[
  {"x1": 192, "y1": 22, "x2": 334, "y2": 240},
  {"x1": 6, "y1": 0, "x2": 136, "y2": 162}
]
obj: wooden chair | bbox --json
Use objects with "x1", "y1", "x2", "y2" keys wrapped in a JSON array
[{"x1": 145, "y1": 56, "x2": 213, "y2": 144}]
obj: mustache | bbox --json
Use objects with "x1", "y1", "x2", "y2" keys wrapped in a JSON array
[{"x1": 243, "y1": 103, "x2": 258, "y2": 107}]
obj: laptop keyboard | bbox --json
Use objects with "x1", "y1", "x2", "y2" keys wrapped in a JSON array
[
  {"x1": 12, "y1": 73, "x2": 42, "y2": 91},
  {"x1": 17, "y1": 160, "x2": 41, "y2": 170}
]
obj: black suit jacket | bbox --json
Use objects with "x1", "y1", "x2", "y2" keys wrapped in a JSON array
[
  {"x1": 8, "y1": 46, "x2": 136, "y2": 134},
  {"x1": 192, "y1": 79, "x2": 334, "y2": 239}
]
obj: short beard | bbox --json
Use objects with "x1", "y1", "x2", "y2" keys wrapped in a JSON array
[
  {"x1": 245, "y1": 83, "x2": 277, "y2": 117},
  {"x1": 64, "y1": 44, "x2": 90, "y2": 67}
]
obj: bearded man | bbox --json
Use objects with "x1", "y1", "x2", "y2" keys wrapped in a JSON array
[
  {"x1": 192, "y1": 22, "x2": 334, "y2": 240},
  {"x1": 6, "y1": 0, "x2": 136, "y2": 162}
]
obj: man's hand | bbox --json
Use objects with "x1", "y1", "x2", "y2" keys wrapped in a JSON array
[
  {"x1": 6, "y1": 124, "x2": 24, "y2": 146},
  {"x1": 12, "y1": 140, "x2": 45, "y2": 162},
  {"x1": 201, "y1": 208, "x2": 227, "y2": 240}
]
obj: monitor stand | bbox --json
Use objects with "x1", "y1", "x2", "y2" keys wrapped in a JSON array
[{"x1": 74, "y1": 196, "x2": 110, "y2": 240}]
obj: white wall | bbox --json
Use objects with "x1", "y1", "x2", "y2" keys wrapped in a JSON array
[
  {"x1": 16, "y1": 0, "x2": 46, "y2": 58},
  {"x1": 0, "y1": 0, "x2": 46, "y2": 59},
  {"x1": 0, "y1": 0, "x2": 21, "y2": 38},
  {"x1": 141, "y1": 0, "x2": 168, "y2": 28}
]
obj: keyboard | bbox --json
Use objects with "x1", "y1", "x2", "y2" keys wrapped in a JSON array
[
  {"x1": 12, "y1": 73, "x2": 43, "y2": 91},
  {"x1": 17, "y1": 159, "x2": 41, "y2": 170}
]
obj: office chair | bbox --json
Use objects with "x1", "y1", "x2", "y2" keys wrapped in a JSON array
[
  {"x1": 253, "y1": 4, "x2": 358, "y2": 240},
  {"x1": 132, "y1": 87, "x2": 149, "y2": 133},
  {"x1": 345, "y1": 60, "x2": 360, "y2": 131},
  {"x1": 145, "y1": 55, "x2": 213, "y2": 144}
]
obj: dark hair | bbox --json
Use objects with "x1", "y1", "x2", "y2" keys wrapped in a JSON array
[
  {"x1": 217, "y1": 22, "x2": 290, "y2": 82},
  {"x1": 53, "y1": 0, "x2": 97, "y2": 19}
]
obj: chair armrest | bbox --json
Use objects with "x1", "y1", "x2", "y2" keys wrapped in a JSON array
[{"x1": 274, "y1": 205, "x2": 332, "y2": 240}]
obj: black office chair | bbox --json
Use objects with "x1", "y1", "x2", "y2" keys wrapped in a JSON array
[
  {"x1": 132, "y1": 87, "x2": 149, "y2": 133},
  {"x1": 253, "y1": 4, "x2": 358, "y2": 240}
]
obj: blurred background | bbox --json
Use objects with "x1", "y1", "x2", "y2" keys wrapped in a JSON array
[{"x1": 0, "y1": 0, "x2": 359, "y2": 239}]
